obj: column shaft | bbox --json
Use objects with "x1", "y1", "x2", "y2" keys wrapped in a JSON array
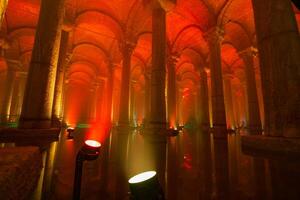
[
  {"x1": 52, "y1": 30, "x2": 69, "y2": 127},
  {"x1": 0, "y1": 69, "x2": 16, "y2": 124},
  {"x1": 0, "y1": 0, "x2": 8, "y2": 28},
  {"x1": 149, "y1": 4, "x2": 167, "y2": 128},
  {"x1": 144, "y1": 2, "x2": 167, "y2": 188},
  {"x1": 252, "y1": 0, "x2": 300, "y2": 136},
  {"x1": 118, "y1": 44, "x2": 133, "y2": 126},
  {"x1": 205, "y1": 27, "x2": 227, "y2": 136},
  {"x1": 167, "y1": 60, "x2": 176, "y2": 128},
  {"x1": 223, "y1": 76, "x2": 235, "y2": 130},
  {"x1": 144, "y1": 70, "x2": 151, "y2": 125},
  {"x1": 199, "y1": 69, "x2": 210, "y2": 128},
  {"x1": 240, "y1": 49, "x2": 262, "y2": 134},
  {"x1": 19, "y1": 0, "x2": 65, "y2": 128}
]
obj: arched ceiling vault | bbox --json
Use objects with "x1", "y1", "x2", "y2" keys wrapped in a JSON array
[{"x1": 2, "y1": 0, "x2": 300, "y2": 90}]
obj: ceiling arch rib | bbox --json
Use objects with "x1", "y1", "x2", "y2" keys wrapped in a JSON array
[{"x1": 75, "y1": 10, "x2": 123, "y2": 39}]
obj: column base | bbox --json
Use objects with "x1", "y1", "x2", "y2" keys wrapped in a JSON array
[
  {"x1": 211, "y1": 125, "x2": 228, "y2": 139},
  {"x1": 18, "y1": 119, "x2": 52, "y2": 129},
  {"x1": 201, "y1": 123, "x2": 211, "y2": 131},
  {"x1": 241, "y1": 135, "x2": 300, "y2": 158},
  {"x1": 142, "y1": 123, "x2": 167, "y2": 189},
  {"x1": 51, "y1": 118, "x2": 62, "y2": 128},
  {"x1": 0, "y1": 127, "x2": 61, "y2": 143},
  {"x1": 283, "y1": 126, "x2": 300, "y2": 138},
  {"x1": 246, "y1": 125, "x2": 263, "y2": 135}
]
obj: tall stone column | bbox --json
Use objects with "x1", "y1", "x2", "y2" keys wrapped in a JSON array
[
  {"x1": 239, "y1": 47, "x2": 262, "y2": 134},
  {"x1": 199, "y1": 68, "x2": 210, "y2": 129},
  {"x1": 105, "y1": 64, "x2": 114, "y2": 124},
  {"x1": 52, "y1": 30, "x2": 70, "y2": 127},
  {"x1": 204, "y1": 27, "x2": 227, "y2": 137},
  {"x1": 144, "y1": 0, "x2": 167, "y2": 187},
  {"x1": 144, "y1": 67, "x2": 151, "y2": 125},
  {"x1": 118, "y1": 42, "x2": 134, "y2": 127},
  {"x1": 223, "y1": 73, "x2": 235, "y2": 130},
  {"x1": 130, "y1": 81, "x2": 136, "y2": 126},
  {"x1": 148, "y1": 3, "x2": 167, "y2": 129},
  {"x1": 0, "y1": 0, "x2": 8, "y2": 28},
  {"x1": 19, "y1": 0, "x2": 65, "y2": 128},
  {"x1": 167, "y1": 54, "x2": 177, "y2": 128},
  {"x1": 252, "y1": 0, "x2": 300, "y2": 137},
  {"x1": 0, "y1": 67, "x2": 16, "y2": 124}
]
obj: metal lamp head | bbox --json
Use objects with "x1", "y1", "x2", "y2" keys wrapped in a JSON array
[
  {"x1": 67, "y1": 127, "x2": 75, "y2": 139},
  {"x1": 129, "y1": 171, "x2": 165, "y2": 200},
  {"x1": 81, "y1": 140, "x2": 101, "y2": 160}
]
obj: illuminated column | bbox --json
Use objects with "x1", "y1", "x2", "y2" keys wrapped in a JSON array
[
  {"x1": 252, "y1": 0, "x2": 300, "y2": 136},
  {"x1": 9, "y1": 72, "x2": 22, "y2": 121},
  {"x1": 19, "y1": 0, "x2": 65, "y2": 128},
  {"x1": 105, "y1": 64, "x2": 114, "y2": 124},
  {"x1": 204, "y1": 27, "x2": 227, "y2": 137},
  {"x1": 239, "y1": 47, "x2": 262, "y2": 134},
  {"x1": 167, "y1": 54, "x2": 177, "y2": 128},
  {"x1": 0, "y1": 0, "x2": 8, "y2": 28},
  {"x1": 223, "y1": 73, "x2": 235, "y2": 130},
  {"x1": 144, "y1": 1, "x2": 167, "y2": 187},
  {"x1": 52, "y1": 31, "x2": 70, "y2": 127},
  {"x1": 118, "y1": 42, "x2": 134, "y2": 127},
  {"x1": 130, "y1": 81, "x2": 136, "y2": 126},
  {"x1": 0, "y1": 66, "x2": 16, "y2": 124},
  {"x1": 199, "y1": 68, "x2": 210, "y2": 129},
  {"x1": 95, "y1": 79, "x2": 105, "y2": 120},
  {"x1": 16, "y1": 72, "x2": 27, "y2": 117},
  {"x1": 144, "y1": 67, "x2": 151, "y2": 125},
  {"x1": 148, "y1": 2, "x2": 167, "y2": 129}
]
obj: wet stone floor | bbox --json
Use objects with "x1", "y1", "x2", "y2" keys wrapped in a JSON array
[{"x1": 10, "y1": 128, "x2": 300, "y2": 199}]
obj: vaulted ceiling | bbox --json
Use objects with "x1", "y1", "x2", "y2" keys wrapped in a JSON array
[{"x1": 1, "y1": 0, "x2": 300, "y2": 92}]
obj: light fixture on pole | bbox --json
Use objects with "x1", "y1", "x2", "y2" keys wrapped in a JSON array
[
  {"x1": 128, "y1": 171, "x2": 165, "y2": 200},
  {"x1": 66, "y1": 126, "x2": 75, "y2": 139},
  {"x1": 73, "y1": 140, "x2": 101, "y2": 200}
]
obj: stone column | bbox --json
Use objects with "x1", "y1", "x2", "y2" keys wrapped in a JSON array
[
  {"x1": 144, "y1": 0, "x2": 167, "y2": 187},
  {"x1": 252, "y1": 0, "x2": 300, "y2": 137},
  {"x1": 167, "y1": 54, "x2": 177, "y2": 128},
  {"x1": 239, "y1": 47, "x2": 262, "y2": 134},
  {"x1": 223, "y1": 73, "x2": 235, "y2": 130},
  {"x1": 148, "y1": 3, "x2": 167, "y2": 129},
  {"x1": 52, "y1": 30, "x2": 70, "y2": 127},
  {"x1": 105, "y1": 64, "x2": 114, "y2": 124},
  {"x1": 130, "y1": 81, "x2": 136, "y2": 126},
  {"x1": 0, "y1": 67, "x2": 16, "y2": 124},
  {"x1": 204, "y1": 27, "x2": 227, "y2": 137},
  {"x1": 19, "y1": 0, "x2": 65, "y2": 128},
  {"x1": 118, "y1": 42, "x2": 134, "y2": 127},
  {"x1": 144, "y1": 67, "x2": 151, "y2": 125},
  {"x1": 199, "y1": 68, "x2": 210, "y2": 129},
  {"x1": 0, "y1": 0, "x2": 8, "y2": 29}
]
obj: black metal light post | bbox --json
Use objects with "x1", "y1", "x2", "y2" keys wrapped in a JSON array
[
  {"x1": 73, "y1": 140, "x2": 101, "y2": 200},
  {"x1": 66, "y1": 127, "x2": 75, "y2": 139},
  {"x1": 128, "y1": 171, "x2": 165, "y2": 200}
]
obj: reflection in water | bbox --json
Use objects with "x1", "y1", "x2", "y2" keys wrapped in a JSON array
[{"x1": 28, "y1": 128, "x2": 300, "y2": 200}]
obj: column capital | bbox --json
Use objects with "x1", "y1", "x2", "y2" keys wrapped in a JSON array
[
  {"x1": 203, "y1": 26, "x2": 225, "y2": 44},
  {"x1": 167, "y1": 52, "x2": 180, "y2": 65},
  {"x1": 238, "y1": 46, "x2": 258, "y2": 58},
  {"x1": 62, "y1": 18, "x2": 74, "y2": 32},
  {"x1": 0, "y1": 37, "x2": 11, "y2": 49},
  {"x1": 223, "y1": 71, "x2": 235, "y2": 80},
  {"x1": 119, "y1": 39, "x2": 136, "y2": 55}
]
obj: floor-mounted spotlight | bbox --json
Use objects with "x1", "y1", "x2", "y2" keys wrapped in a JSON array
[
  {"x1": 166, "y1": 128, "x2": 179, "y2": 137},
  {"x1": 66, "y1": 127, "x2": 75, "y2": 139},
  {"x1": 128, "y1": 171, "x2": 165, "y2": 200},
  {"x1": 73, "y1": 140, "x2": 101, "y2": 200}
]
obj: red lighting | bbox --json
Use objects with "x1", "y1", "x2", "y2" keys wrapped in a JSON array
[{"x1": 84, "y1": 140, "x2": 101, "y2": 148}]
